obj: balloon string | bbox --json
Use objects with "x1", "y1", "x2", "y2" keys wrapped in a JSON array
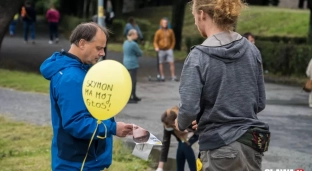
[{"x1": 80, "y1": 120, "x2": 107, "y2": 171}]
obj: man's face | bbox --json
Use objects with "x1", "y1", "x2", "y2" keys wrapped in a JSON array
[
  {"x1": 248, "y1": 35, "x2": 255, "y2": 44},
  {"x1": 81, "y1": 29, "x2": 106, "y2": 64},
  {"x1": 192, "y1": 4, "x2": 206, "y2": 37},
  {"x1": 161, "y1": 19, "x2": 168, "y2": 29}
]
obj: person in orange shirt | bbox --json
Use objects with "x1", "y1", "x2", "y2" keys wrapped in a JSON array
[{"x1": 153, "y1": 18, "x2": 178, "y2": 81}]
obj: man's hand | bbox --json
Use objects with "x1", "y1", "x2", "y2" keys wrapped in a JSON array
[
  {"x1": 116, "y1": 122, "x2": 133, "y2": 137},
  {"x1": 192, "y1": 120, "x2": 198, "y2": 130}
]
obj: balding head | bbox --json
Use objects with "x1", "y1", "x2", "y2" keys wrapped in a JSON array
[
  {"x1": 69, "y1": 22, "x2": 110, "y2": 46},
  {"x1": 68, "y1": 22, "x2": 110, "y2": 65}
]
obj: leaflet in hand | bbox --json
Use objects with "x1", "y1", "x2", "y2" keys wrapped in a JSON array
[
  {"x1": 132, "y1": 124, "x2": 162, "y2": 145},
  {"x1": 131, "y1": 124, "x2": 162, "y2": 160}
]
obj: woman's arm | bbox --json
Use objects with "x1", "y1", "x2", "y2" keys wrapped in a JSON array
[
  {"x1": 133, "y1": 42, "x2": 143, "y2": 57},
  {"x1": 158, "y1": 128, "x2": 171, "y2": 168}
]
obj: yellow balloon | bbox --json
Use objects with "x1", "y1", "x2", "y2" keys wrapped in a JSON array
[{"x1": 82, "y1": 60, "x2": 132, "y2": 120}]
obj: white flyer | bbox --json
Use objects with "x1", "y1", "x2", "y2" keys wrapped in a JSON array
[
  {"x1": 132, "y1": 143, "x2": 154, "y2": 161},
  {"x1": 132, "y1": 124, "x2": 162, "y2": 146},
  {"x1": 131, "y1": 125, "x2": 162, "y2": 160}
]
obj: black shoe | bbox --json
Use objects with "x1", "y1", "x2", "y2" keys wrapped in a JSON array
[
  {"x1": 133, "y1": 96, "x2": 141, "y2": 101},
  {"x1": 128, "y1": 99, "x2": 138, "y2": 104}
]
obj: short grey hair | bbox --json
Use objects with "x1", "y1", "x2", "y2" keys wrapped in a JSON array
[
  {"x1": 127, "y1": 29, "x2": 137, "y2": 37},
  {"x1": 69, "y1": 22, "x2": 110, "y2": 46}
]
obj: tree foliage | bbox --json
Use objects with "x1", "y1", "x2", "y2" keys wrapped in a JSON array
[{"x1": 171, "y1": 0, "x2": 187, "y2": 50}]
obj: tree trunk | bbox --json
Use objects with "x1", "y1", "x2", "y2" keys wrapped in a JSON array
[
  {"x1": 308, "y1": 9, "x2": 312, "y2": 44},
  {"x1": 0, "y1": 0, "x2": 24, "y2": 49},
  {"x1": 308, "y1": 0, "x2": 312, "y2": 44},
  {"x1": 298, "y1": 0, "x2": 305, "y2": 9},
  {"x1": 112, "y1": 0, "x2": 123, "y2": 18},
  {"x1": 77, "y1": 0, "x2": 85, "y2": 18},
  {"x1": 171, "y1": 0, "x2": 186, "y2": 50},
  {"x1": 86, "y1": 0, "x2": 91, "y2": 18},
  {"x1": 60, "y1": 0, "x2": 74, "y2": 15},
  {"x1": 90, "y1": 0, "x2": 97, "y2": 16},
  {"x1": 83, "y1": 0, "x2": 88, "y2": 18}
]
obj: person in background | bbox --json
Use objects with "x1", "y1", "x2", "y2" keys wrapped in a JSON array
[
  {"x1": 243, "y1": 32, "x2": 255, "y2": 44},
  {"x1": 153, "y1": 18, "x2": 178, "y2": 81},
  {"x1": 21, "y1": 1, "x2": 36, "y2": 44},
  {"x1": 306, "y1": 58, "x2": 312, "y2": 107},
  {"x1": 46, "y1": 5, "x2": 60, "y2": 44},
  {"x1": 105, "y1": 0, "x2": 115, "y2": 27},
  {"x1": 123, "y1": 29, "x2": 143, "y2": 103},
  {"x1": 40, "y1": 22, "x2": 133, "y2": 170},
  {"x1": 124, "y1": 17, "x2": 144, "y2": 42},
  {"x1": 9, "y1": 13, "x2": 19, "y2": 37},
  {"x1": 176, "y1": 0, "x2": 270, "y2": 170},
  {"x1": 156, "y1": 106, "x2": 198, "y2": 171},
  {"x1": 159, "y1": 17, "x2": 172, "y2": 29}
]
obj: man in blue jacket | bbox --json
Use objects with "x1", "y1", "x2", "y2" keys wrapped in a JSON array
[{"x1": 40, "y1": 22, "x2": 133, "y2": 171}]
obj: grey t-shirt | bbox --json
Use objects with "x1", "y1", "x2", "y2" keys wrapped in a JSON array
[{"x1": 177, "y1": 31, "x2": 269, "y2": 151}]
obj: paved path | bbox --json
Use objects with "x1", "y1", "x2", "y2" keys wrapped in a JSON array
[{"x1": 0, "y1": 22, "x2": 312, "y2": 171}]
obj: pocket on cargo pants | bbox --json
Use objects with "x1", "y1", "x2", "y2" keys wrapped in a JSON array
[{"x1": 200, "y1": 143, "x2": 245, "y2": 171}]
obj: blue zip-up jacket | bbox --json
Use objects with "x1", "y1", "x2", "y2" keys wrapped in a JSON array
[
  {"x1": 123, "y1": 40, "x2": 143, "y2": 70},
  {"x1": 40, "y1": 51, "x2": 117, "y2": 171}
]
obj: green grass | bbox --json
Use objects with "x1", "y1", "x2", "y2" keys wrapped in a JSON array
[
  {"x1": 127, "y1": 6, "x2": 310, "y2": 38},
  {"x1": 0, "y1": 69, "x2": 49, "y2": 93},
  {"x1": 237, "y1": 6, "x2": 309, "y2": 37},
  {"x1": 0, "y1": 116, "x2": 151, "y2": 171}
]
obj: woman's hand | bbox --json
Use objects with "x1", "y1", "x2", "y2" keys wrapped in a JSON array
[
  {"x1": 156, "y1": 161, "x2": 164, "y2": 171},
  {"x1": 192, "y1": 120, "x2": 198, "y2": 130},
  {"x1": 174, "y1": 119, "x2": 180, "y2": 131}
]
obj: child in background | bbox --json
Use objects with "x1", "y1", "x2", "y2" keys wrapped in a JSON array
[
  {"x1": 9, "y1": 13, "x2": 19, "y2": 36},
  {"x1": 156, "y1": 106, "x2": 198, "y2": 171}
]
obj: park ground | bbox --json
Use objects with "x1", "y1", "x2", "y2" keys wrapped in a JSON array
[{"x1": 0, "y1": 5, "x2": 312, "y2": 171}]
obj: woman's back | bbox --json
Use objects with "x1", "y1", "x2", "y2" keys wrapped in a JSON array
[{"x1": 123, "y1": 40, "x2": 142, "y2": 69}]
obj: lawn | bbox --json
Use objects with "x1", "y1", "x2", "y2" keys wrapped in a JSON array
[
  {"x1": 0, "y1": 69, "x2": 152, "y2": 171},
  {"x1": 0, "y1": 116, "x2": 151, "y2": 171},
  {"x1": 127, "y1": 5, "x2": 310, "y2": 38},
  {"x1": 0, "y1": 69, "x2": 49, "y2": 93}
]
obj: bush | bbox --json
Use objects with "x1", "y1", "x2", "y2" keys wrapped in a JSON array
[
  {"x1": 257, "y1": 41, "x2": 312, "y2": 76},
  {"x1": 108, "y1": 19, "x2": 126, "y2": 42},
  {"x1": 255, "y1": 36, "x2": 307, "y2": 44},
  {"x1": 245, "y1": 0, "x2": 279, "y2": 6},
  {"x1": 185, "y1": 36, "x2": 205, "y2": 52},
  {"x1": 35, "y1": 0, "x2": 49, "y2": 15},
  {"x1": 59, "y1": 15, "x2": 87, "y2": 38},
  {"x1": 108, "y1": 19, "x2": 153, "y2": 43},
  {"x1": 35, "y1": 0, "x2": 59, "y2": 15},
  {"x1": 135, "y1": 19, "x2": 153, "y2": 42},
  {"x1": 184, "y1": 36, "x2": 312, "y2": 77}
]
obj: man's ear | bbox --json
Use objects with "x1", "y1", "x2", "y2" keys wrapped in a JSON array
[{"x1": 78, "y1": 39, "x2": 86, "y2": 49}]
